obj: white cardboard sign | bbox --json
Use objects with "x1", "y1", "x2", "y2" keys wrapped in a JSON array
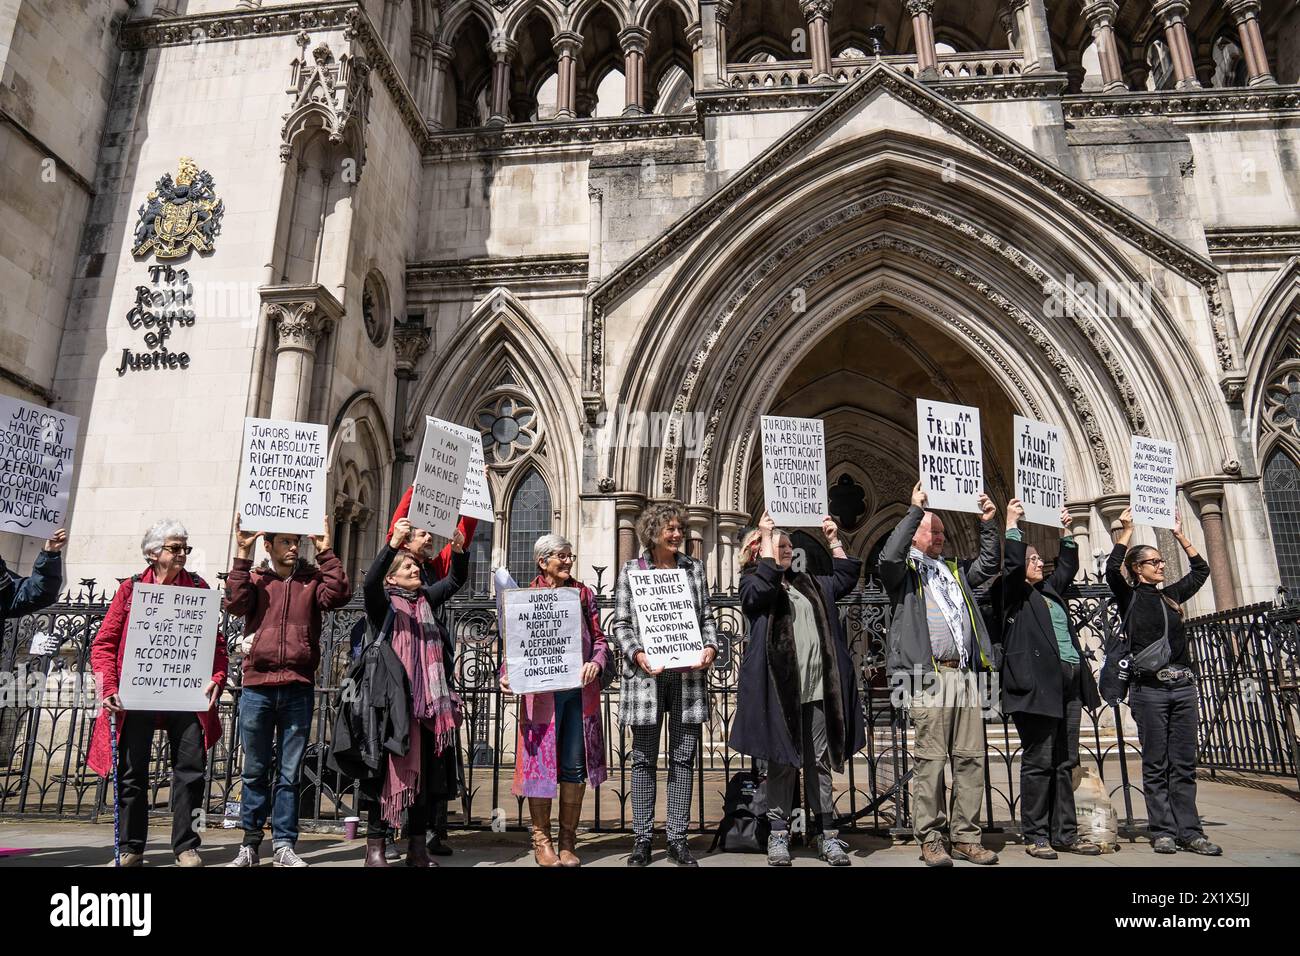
[
  {"x1": 501, "y1": 588, "x2": 584, "y2": 696},
  {"x1": 117, "y1": 584, "x2": 220, "y2": 712},
  {"x1": 917, "y1": 399, "x2": 983, "y2": 514},
  {"x1": 426, "y1": 416, "x2": 493, "y2": 522},
  {"x1": 1013, "y1": 415, "x2": 1066, "y2": 527},
  {"x1": 760, "y1": 416, "x2": 828, "y2": 526},
  {"x1": 235, "y1": 417, "x2": 328, "y2": 535},
  {"x1": 409, "y1": 420, "x2": 471, "y2": 538},
  {"x1": 1130, "y1": 435, "x2": 1177, "y2": 529},
  {"x1": 627, "y1": 568, "x2": 704, "y2": 671},
  {"x1": 0, "y1": 396, "x2": 79, "y2": 539}
]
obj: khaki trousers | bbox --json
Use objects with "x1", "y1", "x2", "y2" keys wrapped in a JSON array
[{"x1": 908, "y1": 667, "x2": 986, "y2": 846}]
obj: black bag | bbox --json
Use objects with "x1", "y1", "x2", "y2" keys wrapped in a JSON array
[
  {"x1": 709, "y1": 769, "x2": 772, "y2": 853},
  {"x1": 1099, "y1": 593, "x2": 1172, "y2": 703}
]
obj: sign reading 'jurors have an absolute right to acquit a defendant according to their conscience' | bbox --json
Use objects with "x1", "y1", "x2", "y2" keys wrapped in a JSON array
[
  {"x1": 1130, "y1": 435, "x2": 1178, "y2": 529},
  {"x1": 235, "y1": 417, "x2": 328, "y2": 536},
  {"x1": 0, "y1": 396, "x2": 79, "y2": 540},
  {"x1": 627, "y1": 568, "x2": 705, "y2": 671},
  {"x1": 917, "y1": 399, "x2": 983, "y2": 514},
  {"x1": 117, "y1": 584, "x2": 221, "y2": 712},
  {"x1": 761, "y1": 415, "x2": 829, "y2": 526},
  {"x1": 502, "y1": 587, "x2": 584, "y2": 696}
]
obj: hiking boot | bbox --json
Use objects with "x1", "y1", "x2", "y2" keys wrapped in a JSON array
[
  {"x1": 175, "y1": 849, "x2": 204, "y2": 868},
  {"x1": 1152, "y1": 836, "x2": 1178, "y2": 854},
  {"x1": 628, "y1": 836, "x2": 652, "y2": 867},
  {"x1": 919, "y1": 840, "x2": 952, "y2": 867},
  {"x1": 557, "y1": 782, "x2": 585, "y2": 867},
  {"x1": 115, "y1": 851, "x2": 143, "y2": 868},
  {"x1": 228, "y1": 845, "x2": 259, "y2": 867},
  {"x1": 273, "y1": 845, "x2": 308, "y2": 867},
  {"x1": 666, "y1": 839, "x2": 698, "y2": 866},
  {"x1": 426, "y1": 831, "x2": 453, "y2": 857},
  {"x1": 529, "y1": 798, "x2": 560, "y2": 867},
  {"x1": 363, "y1": 835, "x2": 390, "y2": 867},
  {"x1": 1025, "y1": 838, "x2": 1057, "y2": 860},
  {"x1": 1178, "y1": 836, "x2": 1222, "y2": 857},
  {"x1": 951, "y1": 842, "x2": 998, "y2": 865},
  {"x1": 817, "y1": 830, "x2": 851, "y2": 867},
  {"x1": 767, "y1": 830, "x2": 792, "y2": 866},
  {"x1": 1053, "y1": 839, "x2": 1102, "y2": 856}
]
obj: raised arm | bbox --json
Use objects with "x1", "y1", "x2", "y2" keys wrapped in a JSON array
[
  {"x1": 1044, "y1": 505, "x2": 1078, "y2": 595},
  {"x1": 1163, "y1": 510, "x2": 1210, "y2": 604},
  {"x1": 421, "y1": 547, "x2": 469, "y2": 612},
  {"x1": 4, "y1": 547, "x2": 65, "y2": 618},
  {"x1": 741, "y1": 559, "x2": 785, "y2": 617},
  {"x1": 964, "y1": 493, "x2": 1002, "y2": 589},
  {"x1": 363, "y1": 544, "x2": 398, "y2": 631},
  {"x1": 879, "y1": 488, "x2": 928, "y2": 594}
]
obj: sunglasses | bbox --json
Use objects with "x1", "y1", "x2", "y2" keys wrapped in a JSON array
[{"x1": 160, "y1": 545, "x2": 193, "y2": 555}]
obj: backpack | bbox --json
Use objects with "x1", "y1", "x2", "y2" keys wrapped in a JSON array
[{"x1": 709, "y1": 769, "x2": 772, "y2": 853}]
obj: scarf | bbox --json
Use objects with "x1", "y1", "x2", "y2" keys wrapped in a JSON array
[
  {"x1": 381, "y1": 586, "x2": 460, "y2": 825},
  {"x1": 909, "y1": 547, "x2": 969, "y2": 668}
]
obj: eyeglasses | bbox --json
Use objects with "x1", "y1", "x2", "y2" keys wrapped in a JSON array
[
  {"x1": 1137, "y1": 558, "x2": 1166, "y2": 568},
  {"x1": 160, "y1": 545, "x2": 193, "y2": 555}
]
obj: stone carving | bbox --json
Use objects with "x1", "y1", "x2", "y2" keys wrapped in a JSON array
[
  {"x1": 131, "y1": 158, "x2": 225, "y2": 260},
  {"x1": 407, "y1": 254, "x2": 589, "y2": 288},
  {"x1": 269, "y1": 300, "x2": 333, "y2": 352},
  {"x1": 282, "y1": 34, "x2": 372, "y2": 175},
  {"x1": 393, "y1": 320, "x2": 432, "y2": 371}
]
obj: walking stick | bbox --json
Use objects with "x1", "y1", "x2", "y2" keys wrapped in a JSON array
[{"x1": 110, "y1": 712, "x2": 121, "y2": 868}]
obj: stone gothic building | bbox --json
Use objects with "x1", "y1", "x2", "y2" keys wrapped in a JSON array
[{"x1": 2, "y1": 0, "x2": 1299, "y2": 609}]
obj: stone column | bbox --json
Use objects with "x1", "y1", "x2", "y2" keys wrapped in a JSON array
[
  {"x1": 1095, "y1": 493, "x2": 1130, "y2": 546},
  {"x1": 686, "y1": 20, "x2": 705, "y2": 94},
  {"x1": 488, "y1": 33, "x2": 518, "y2": 124},
  {"x1": 410, "y1": 30, "x2": 433, "y2": 118},
  {"x1": 686, "y1": 505, "x2": 714, "y2": 567},
  {"x1": 1194, "y1": 41, "x2": 1217, "y2": 87},
  {"x1": 619, "y1": 27, "x2": 649, "y2": 115},
  {"x1": 552, "y1": 32, "x2": 582, "y2": 119},
  {"x1": 587, "y1": 186, "x2": 603, "y2": 292},
  {"x1": 1123, "y1": 47, "x2": 1149, "y2": 90},
  {"x1": 1064, "y1": 501, "x2": 1094, "y2": 582},
  {"x1": 427, "y1": 42, "x2": 454, "y2": 129},
  {"x1": 1152, "y1": 1, "x2": 1201, "y2": 89},
  {"x1": 1183, "y1": 479, "x2": 1240, "y2": 610},
  {"x1": 615, "y1": 494, "x2": 648, "y2": 577},
  {"x1": 715, "y1": 0, "x2": 734, "y2": 81},
  {"x1": 1010, "y1": 0, "x2": 1056, "y2": 73},
  {"x1": 997, "y1": 2, "x2": 1018, "y2": 48},
  {"x1": 798, "y1": 1, "x2": 835, "y2": 81},
  {"x1": 390, "y1": 317, "x2": 432, "y2": 508},
  {"x1": 906, "y1": 0, "x2": 939, "y2": 79},
  {"x1": 267, "y1": 301, "x2": 333, "y2": 421},
  {"x1": 1064, "y1": 47, "x2": 1086, "y2": 92},
  {"x1": 1081, "y1": 1, "x2": 1129, "y2": 91},
  {"x1": 1226, "y1": 0, "x2": 1276, "y2": 86},
  {"x1": 716, "y1": 510, "x2": 749, "y2": 592}
]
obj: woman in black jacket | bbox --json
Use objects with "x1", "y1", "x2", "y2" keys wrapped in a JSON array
[
  {"x1": 358, "y1": 517, "x2": 469, "y2": 867},
  {"x1": 1106, "y1": 506, "x2": 1217, "y2": 856},
  {"x1": 1002, "y1": 501, "x2": 1101, "y2": 860},
  {"x1": 731, "y1": 511, "x2": 864, "y2": 867}
]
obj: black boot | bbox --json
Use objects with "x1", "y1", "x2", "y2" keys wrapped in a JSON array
[
  {"x1": 426, "y1": 831, "x2": 453, "y2": 857},
  {"x1": 627, "y1": 836, "x2": 652, "y2": 867},
  {"x1": 666, "y1": 839, "x2": 698, "y2": 867}
]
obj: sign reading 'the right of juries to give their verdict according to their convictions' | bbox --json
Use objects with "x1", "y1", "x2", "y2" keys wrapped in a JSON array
[
  {"x1": 235, "y1": 417, "x2": 328, "y2": 535},
  {"x1": 761, "y1": 415, "x2": 829, "y2": 526},
  {"x1": 1013, "y1": 415, "x2": 1066, "y2": 528},
  {"x1": 117, "y1": 583, "x2": 221, "y2": 712},
  {"x1": 916, "y1": 399, "x2": 983, "y2": 514},
  {"x1": 409, "y1": 419, "x2": 471, "y2": 539},
  {"x1": 1130, "y1": 435, "x2": 1178, "y2": 529},
  {"x1": 627, "y1": 568, "x2": 705, "y2": 671},
  {"x1": 501, "y1": 587, "x2": 584, "y2": 696}
]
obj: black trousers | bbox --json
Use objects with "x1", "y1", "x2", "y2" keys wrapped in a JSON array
[
  {"x1": 1129, "y1": 679, "x2": 1204, "y2": 842},
  {"x1": 364, "y1": 724, "x2": 456, "y2": 836},
  {"x1": 116, "y1": 711, "x2": 206, "y2": 855},
  {"x1": 1011, "y1": 661, "x2": 1082, "y2": 844}
]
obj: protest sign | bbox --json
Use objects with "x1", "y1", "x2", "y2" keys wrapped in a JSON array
[
  {"x1": 501, "y1": 587, "x2": 584, "y2": 696},
  {"x1": 0, "y1": 396, "x2": 79, "y2": 539},
  {"x1": 1130, "y1": 435, "x2": 1177, "y2": 529},
  {"x1": 427, "y1": 416, "x2": 493, "y2": 522},
  {"x1": 917, "y1": 399, "x2": 983, "y2": 514},
  {"x1": 761, "y1": 416, "x2": 828, "y2": 526},
  {"x1": 409, "y1": 420, "x2": 471, "y2": 538},
  {"x1": 117, "y1": 583, "x2": 220, "y2": 711},
  {"x1": 627, "y1": 568, "x2": 704, "y2": 671},
  {"x1": 236, "y1": 417, "x2": 327, "y2": 535},
  {"x1": 1013, "y1": 415, "x2": 1066, "y2": 527}
]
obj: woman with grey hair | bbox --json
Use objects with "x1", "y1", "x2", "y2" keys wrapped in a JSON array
[
  {"x1": 88, "y1": 518, "x2": 228, "y2": 867},
  {"x1": 612, "y1": 501, "x2": 719, "y2": 867},
  {"x1": 499, "y1": 533, "x2": 608, "y2": 866}
]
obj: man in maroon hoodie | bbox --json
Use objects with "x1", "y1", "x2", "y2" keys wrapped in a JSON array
[{"x1": 224, "y1": 514, "x2": 351, "y2": 867}]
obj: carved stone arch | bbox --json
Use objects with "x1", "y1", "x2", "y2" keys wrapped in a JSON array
[
  {"x1": 281, "y1": 39, "x2": 371, "y2": 174},
  {"x1": 568, "y1": 0, "x2": 632, "y2": 34},
  {"x1": 437, "y1": 0, "x2": 499, "y2": 43},
  {"x1": 503, "y1": 0, "x2": 564, "y2": 38},
  {"x1": 633, "y1": 0, "x2": 696, "y2": 31},
  {"x1": 411, "y1": 0, "x2": 441, "y2": 35},
  {"x1": 1243, "y1": 257, "x2": 1300, "y2": 443},
  {"x1": 731, "y1": 33, "x2": 794, "y2": 63},
  {"x1": 327, "y1": 391, "x2": 393, "y2": 579}
]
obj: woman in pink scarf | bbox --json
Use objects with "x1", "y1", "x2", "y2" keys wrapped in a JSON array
[{"x1": 360, "y1": 517, "x2": 468, "y2": 867}]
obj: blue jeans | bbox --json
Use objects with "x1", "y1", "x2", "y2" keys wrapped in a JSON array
[
  {"x1": 238, "y1": 683, "x2": 314, "y2": 849},
  {"x1": 555, "y1": 687, "x2": 587, "y2": 784}
]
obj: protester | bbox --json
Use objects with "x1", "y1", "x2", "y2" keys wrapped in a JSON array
[
  {"x1": 359, "y1": 517, "x2": 468, "y2": 866},
  {"x1": 732, "y1": 511, "x2": 863, "y2": 866},
  {"x1": 499, "y1": 534, "x2": 608, "y2": 866},
  {"x1": 1002, "y1": 501, "x2": 1102, "y2": 859},
  {"x1": 880, "y1": 484, "x2": 1001, "y2": 867},
  {"x1": 612, "y1": 501, "x2": 719, "y2": 866},
  {"x1": 1107, "y1": 507, "x2": 1218, "y2": 856},
  {"x1": 88, "y1": 520, "x2": 227, "y2": 867},
  {"x1": 0, "y1": 528, "x2": 66, "y2": 631},
  {"x1": 224, "y1": 515, "x2": 351, "y2": 867}
]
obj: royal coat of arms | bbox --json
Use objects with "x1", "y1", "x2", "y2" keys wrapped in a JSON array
[{"x1": 131, "y1": 157, "x2": 225, "y2": 259}]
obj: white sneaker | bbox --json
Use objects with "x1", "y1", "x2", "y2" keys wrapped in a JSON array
[
  {"x1": 273, "y1": 845, "x2": 309, "y2": 867},
  {"x1": 228, "y1": 845, "x2": 259, "y2": 867}
]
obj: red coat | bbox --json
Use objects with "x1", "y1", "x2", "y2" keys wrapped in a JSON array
[
  {"x1": 388, "y1": 484, "x2": 477, "y2": 578},
  {"x1": 87, "y1": 567, "x2": 229, "y2": 777}
]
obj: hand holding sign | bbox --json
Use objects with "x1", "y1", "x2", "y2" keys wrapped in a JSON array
[{"x1": 43, "y1": 529, "x2": 68, "y2": 553}]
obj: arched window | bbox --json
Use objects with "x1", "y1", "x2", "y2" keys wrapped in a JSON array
[
  {"x1": 468, "y1": 518, "x2": 493, "y2": 596},
  {"x1": 507, "y1": 467, "x2": 553, "y2": 582},
  {"x1": 1264, "y1": 449, "x2": 1300, "y2": 597}
]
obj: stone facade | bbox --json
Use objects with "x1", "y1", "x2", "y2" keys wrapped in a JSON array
[{"x1": 1, "y1": 0, "x2": 1299, "y2": 611}]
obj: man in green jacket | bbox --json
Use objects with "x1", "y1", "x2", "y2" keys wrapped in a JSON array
[{"x1": 880, "y1": 483, "x2": 1001, "y2": 867}]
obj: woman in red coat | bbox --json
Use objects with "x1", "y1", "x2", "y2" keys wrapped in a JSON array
[{"x1": 88, "y1": 519, "x2": 228, "y2": 867}]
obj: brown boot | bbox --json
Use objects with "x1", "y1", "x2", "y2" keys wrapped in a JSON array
[
  {"x1": 919, "y1": 840, "x2": 952, "y2": 867},
  {"x1": 529, "y1": 798, "x2": 560, "y2": 867},
  {"x1": 405, "y1": 834, "x2": 438, "y2": 867},
  {"x1": 951, "y1": 841, "x2": 999, "y2": 865},
  {"x1": 364, "y1": 835, "x2": 390, "y2": 867},
  {"x1": 557, "y1": 782, "x2": 585, "y2": 868}
]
